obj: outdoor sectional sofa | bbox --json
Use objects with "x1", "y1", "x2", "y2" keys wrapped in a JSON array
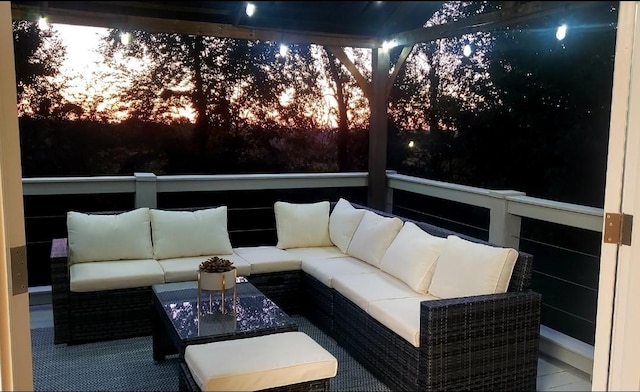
[{"x1": 50, "y1": 198, "x2": 541, "y2": 391}]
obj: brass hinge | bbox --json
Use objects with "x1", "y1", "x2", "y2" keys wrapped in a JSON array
[
  {"x1": 10, "y1": 245, "x2": 28, "y2": 295},
  {"x1": 604, "y1": 213, "x2": 633, "y2": 246}
]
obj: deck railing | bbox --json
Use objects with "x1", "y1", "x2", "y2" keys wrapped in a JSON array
[{"x1": 22, "y1": 171, "x2": 602, "y2": 375}]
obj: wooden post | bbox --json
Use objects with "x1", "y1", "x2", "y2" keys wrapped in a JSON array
[{"x1": 367, "y1": 48, "x2": 390, "y2": 210}]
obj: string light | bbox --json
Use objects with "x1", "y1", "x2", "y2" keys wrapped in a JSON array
[
  {"x1": 38, "y1": 16, "x2": 49, "y2": 30},
  {"x1": 279, "y1": 44, "x2": 289, "y2": 57},
  {"x1": 556, "y1": 24, "x2": 567, "y2": 41},
  {"x1": 120, "y1": 32, "x2": 131, "y2": 45},
  {"x1": 246, "y1": 3, "x2": 256, "y2": 17},
  {"x1": 381, "y1": 39, "x2": 397, "y2": 51}
]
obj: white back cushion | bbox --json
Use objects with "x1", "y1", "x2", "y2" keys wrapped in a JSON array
[
  {"x1": 275, "y1": 201, "x2": 332, "y2": 249},
  {"x1": 150, "y1": 207, "x2": 233, "y2": 260},
  {"x1": 67, "y1": 208, "x2": 153, "y2": 264},
  {"x1": 379, "y1": 222, "x2": 447, "y2": 294},
  {"x1": 347, "y1": 210, "x2": 403, "y2": 268},
  {"x1": 329, "y1": 198, "x2": 365, "y2": 253},
  {"x1": 428, "y1": 235, "x2": 518, "y2": 298}
]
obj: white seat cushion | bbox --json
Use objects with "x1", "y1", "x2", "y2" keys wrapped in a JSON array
[
  {"x1": 301, "y1": 257, "x2": 379, "y2": 287},
  {"x1": 329, "y1": 198, "x2": 365, "y2": 253},
  {"x1": 284, "y1": 246, "x2": 346, "y2": 260},
  {"x1": 185, "y1": 331, "x2": 337, "y2": 391},
  {"x1": 379, "y1": 222, "x2": 447, "y2": 294},
  {"x1": 428, "y1": 235, "x2": 518, "y2": 298},
  {"x1": 67, "y1": 208, "x2": 153, "y2": 263},
  {"x1": 332, "y1": 271, "x2": 423, "y2": 312},
  {"x1": 158, "y1": 252, "x2": 252, "y2": 283},
  {"x1": 347, "y1": 210, "x2": 403, "y2": 268},
  {"x1": 274, "y1": 201, "x2": 332, "y2": 249},
  {"x1": 234, "y1": 246, "x2": 302, "y2": 274},
  {"x1": 70, "y1": 259, "x2": 165, "y2": 292},
  {"x1": 150, "y1": 207, "x2": 233, "y2": 260},
  {"x1": 368, "y1": 295, "x2": 440, "y2": 347}
]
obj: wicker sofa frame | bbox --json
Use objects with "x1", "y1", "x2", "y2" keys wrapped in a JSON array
[
  {"x1": 50, "y1": 237, "x2": 303, "y2": 345},
  {"x1": 311, "y1": 203, "x2": 541, "y2": 391},
  {"x1": 50, "y1": 203, "x2": 541, "y2": 391}
]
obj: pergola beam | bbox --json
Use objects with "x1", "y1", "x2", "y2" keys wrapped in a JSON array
[
  {"x1": 391, "y1": 1, "x2": 599, "y2": 46},
  {"x1": 10, "y1": 3, "x2": 382, "y2": 49},
  {"x1": 325, "y1": 46, "x2": 371, "y2": 100}
]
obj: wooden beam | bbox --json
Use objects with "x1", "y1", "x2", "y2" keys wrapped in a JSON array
[
  {"x1": 390, "y1": 1, "x2": 599, "y2": 46},
  {"x1": 367, "y1": 48, "x2": 390, "y2": 210},
  {"x1": 10, "y1": 3, "x2": 382, "y2": 48},
  {"x1": 385, "y1": 45, "x2": 415, "y2": 101},
  {"x1": 325, "y1": 46, "x2": 371, "y2": 100}
]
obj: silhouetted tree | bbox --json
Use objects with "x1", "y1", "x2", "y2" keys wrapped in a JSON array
[{"x1": 13, "y1": 20, "x2": 66, "y2": 117}]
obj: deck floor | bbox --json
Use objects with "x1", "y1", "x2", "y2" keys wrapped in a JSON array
[{"x1": 29, "y1": 304, "x2": 592, "y2": 391}]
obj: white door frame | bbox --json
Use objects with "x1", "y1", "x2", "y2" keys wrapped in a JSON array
[
  {"x1": 0, "y1": 1, "x2": 638, "y2": 391},
  {"x1": 0, "y1": 1, "x2": 33, "y2": 390},
  {"x1": 593, "y1": 2, "x2": 640, "y2": 391}
]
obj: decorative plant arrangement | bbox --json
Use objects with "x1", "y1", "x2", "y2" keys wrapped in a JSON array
[
  {"x1": 198, "y1": 256, "x2": 235, "y2": 273},
  {"x1": 197, "y1": 256, "x2": 238, "y2": 314}
]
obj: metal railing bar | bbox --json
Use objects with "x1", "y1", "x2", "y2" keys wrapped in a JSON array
[
  {"x1": 541, "y1": 302, "x2": 596, "y2": 325},
  {"x1": 519, "y1": 236, "x2": 601, "y2": 259},
  {"x1": 394, "y1": 205, "x2": 489, "y2": 234},
  {"x1": 531, "y1": 270, "x2": 598, "y2": 292}
]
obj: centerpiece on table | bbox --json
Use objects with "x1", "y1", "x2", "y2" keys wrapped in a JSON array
[{"x1": 197, "y1": 256, "x2": 237, "y2": 314}]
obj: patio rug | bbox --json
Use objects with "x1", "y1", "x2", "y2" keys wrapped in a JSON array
[{"x1": 31, "y1": 315, "x2": 391, "y2": 391}]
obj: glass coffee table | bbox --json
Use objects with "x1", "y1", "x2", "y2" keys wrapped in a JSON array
[{"x1": 152, "y1": 277, "x2": 298, "y2": 362}]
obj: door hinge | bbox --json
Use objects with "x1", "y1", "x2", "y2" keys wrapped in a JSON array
[
  {"x1": 10, "y1": 245, "x2": 28, "y2": 295},
  {"x1": 604, "y1": 213, "x2": 633, "y2": 246}
]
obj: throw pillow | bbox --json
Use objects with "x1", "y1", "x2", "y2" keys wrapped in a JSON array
[
  {"x1": 379, "y1": 222, "x2": 447, "y2": 294},
  {"x1": 428, "y1": 235, "x2": 518, "y2": 298},
  {"x1": 274, "y1": 201, "x2": 332, "y2": 249},
  {"x1": 347, "y1": 210, "x2": 403, "y2": 268},
  {"x1": 67, "y1": 208, "x2": 153, "y2": 263},
  {"x1": 150, "y1": 207, "x2": 233, "y2": 260},
  {"x1": 329, "y1": 198, "x2": 365, "y2": 253}
]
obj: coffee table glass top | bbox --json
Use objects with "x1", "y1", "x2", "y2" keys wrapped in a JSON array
[{"x1": 153, "y1": 278, "x2": 297, "y2": 341}]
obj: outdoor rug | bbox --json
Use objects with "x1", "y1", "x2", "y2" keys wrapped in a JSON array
[{"x1": 31, "y1": 315, "x2": 391, "y2": 391}]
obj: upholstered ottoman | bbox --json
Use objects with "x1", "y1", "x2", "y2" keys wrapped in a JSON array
[{"x1": 179, "y1": 331, "x2": 338, "y2": 392}]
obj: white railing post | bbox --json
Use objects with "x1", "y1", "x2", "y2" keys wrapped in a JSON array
[
  {"x1": 385, "y1": 170, "x2": 397, "y2": 213},
  {"x1": 134, "y1": 172, "x2": 157, "y2": 208},
  {"x1": 488, "y1": 190, "x2": 525, "y2": 249}
]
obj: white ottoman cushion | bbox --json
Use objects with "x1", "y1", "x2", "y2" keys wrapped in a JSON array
[{"x1": 185, "y1": 332, "x2": 338, "y2": 391}]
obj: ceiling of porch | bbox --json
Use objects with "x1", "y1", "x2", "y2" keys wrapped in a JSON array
[{"x1": 10, "y1": 1, "x2": 597, "y2": 48}]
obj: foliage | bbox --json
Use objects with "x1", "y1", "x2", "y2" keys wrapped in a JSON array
[
  {"x1": 199, "y1": 257, "x2": 234, "y2": 273},
  {"x1": 13, "y1": 1, "x2": 618, "y2": 209},
  {"x1": 13, "y1": 20, "x2": 67, "y2": 117}
]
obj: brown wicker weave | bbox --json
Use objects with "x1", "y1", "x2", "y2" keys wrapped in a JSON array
[
  {"x1": 178, "y1": 361, "x2": 331, "y2": 392},
  {"x1": 50, "y1": 202, "x2": 541, "y2": 391},
  {"x1": 247, "y1": 270, "x2": 303, "y2": 315}
]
